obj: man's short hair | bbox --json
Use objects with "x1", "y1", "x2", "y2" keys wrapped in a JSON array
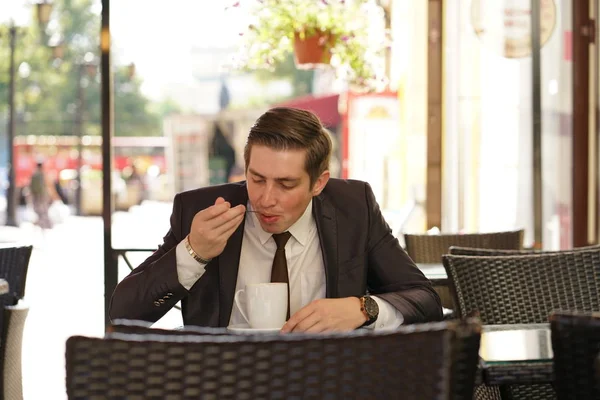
[{"x1": 244, "y1": 107, "x2": 332, "y2": 187}]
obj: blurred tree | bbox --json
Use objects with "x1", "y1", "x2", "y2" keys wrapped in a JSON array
[
  {"x1": 113, "y1": 65, "x2": 161, "y2": 136},
  {"x1": 0, "y1": 0, "x2": 164, "y2": 137},
  {"x1": 150, "y1": 96, "x2": 183, "y2": 119}
]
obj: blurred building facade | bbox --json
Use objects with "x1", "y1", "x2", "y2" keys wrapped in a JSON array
[{"x1": 387, "y1": 0, "x2": 583, "y2": 249}]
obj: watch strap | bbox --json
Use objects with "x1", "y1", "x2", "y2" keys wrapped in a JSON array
[{"x1": 184, "y1": 235, "x2": 212, "y2": 265}]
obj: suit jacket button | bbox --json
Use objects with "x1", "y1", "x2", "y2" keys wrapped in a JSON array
[
  {"x1": 167, "y1": 292, "x2": 173, "y2": 296},
  {"x1": 153, "y1": 301, "x2": 160, "y2": 307},
  {"x1": 158, "y1": 299, "x2": 165, "y2": 304}
]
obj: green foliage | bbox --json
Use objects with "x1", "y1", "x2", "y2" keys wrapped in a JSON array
[
  {"x1": 149, "y1": 97, "x2": 183, "y2": 119},
  {"x1": 0, "y1": 0, "x2": 164, "y2": 137},
  {"x1": 113, "y1": 66, "x2": 161, "y2": 136},
  {"x1": 235, "y1": 0, "x2": 387, "y2": 89}
]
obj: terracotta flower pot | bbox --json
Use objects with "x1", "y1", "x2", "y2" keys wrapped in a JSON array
[{"x1": 293, "y1": 31, "x2": 336, "y2": 69}]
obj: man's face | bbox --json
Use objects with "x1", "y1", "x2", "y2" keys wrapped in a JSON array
[{"x1": 246, "y1": 145, "x2": 329, "y2": 234}]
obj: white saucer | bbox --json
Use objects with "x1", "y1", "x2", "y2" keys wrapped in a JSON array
[{"x1": 227, "y1": 324, "x2": 281, "y2": 334}]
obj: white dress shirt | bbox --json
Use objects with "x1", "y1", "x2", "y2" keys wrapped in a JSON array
[{"x1": 176, "y1": 200, "x2": 404, "y2": 329}]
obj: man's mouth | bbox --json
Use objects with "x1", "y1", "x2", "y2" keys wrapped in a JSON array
[{"x1": 259, "y1": 213, "x2": 280, "y2": 223}]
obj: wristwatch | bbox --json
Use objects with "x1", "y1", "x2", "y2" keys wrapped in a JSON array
[
  {"x1": 359, "y1": 295, "x2": 379, "y2": 327},
  {"x1": 184, "y1": 235, "x2": 212, "y2": 265}
]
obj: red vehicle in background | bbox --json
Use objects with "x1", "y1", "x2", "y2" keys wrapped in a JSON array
[{"x1": 14, "y1": 135, "x2": 168, "y2": 214}]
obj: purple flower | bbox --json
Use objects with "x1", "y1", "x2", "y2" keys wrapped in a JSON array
[{"x1": 224, "y1": 1, "x2": 240, "y2": 10}]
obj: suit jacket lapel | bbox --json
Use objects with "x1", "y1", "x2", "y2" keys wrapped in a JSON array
[
  {"x1": 313, "y1": 193, "x2": 338, "y2": 298},
  {"x1": 218, "y1": 183, "x2": 248, "y2": 327}
]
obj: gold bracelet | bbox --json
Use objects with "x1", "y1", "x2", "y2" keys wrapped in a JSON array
[{"x1": 184, "y1": 235, "x2": 212, "y2": 265}]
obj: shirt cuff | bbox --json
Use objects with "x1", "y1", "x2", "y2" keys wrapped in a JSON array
[
  {"x1": 175, "y1": 240, "x2": 208, "y2": 290},
  {"x1": 364, "y1": 296, "x2": 404, "y2": 330}
]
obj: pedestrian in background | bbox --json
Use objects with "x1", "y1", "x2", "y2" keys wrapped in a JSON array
[{"x1": 29, "y1": 161, "x2": 54, "y2": 230}]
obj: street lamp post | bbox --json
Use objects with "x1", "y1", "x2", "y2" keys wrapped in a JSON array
[
  {"x1": 5, "y1": 26, "x2": 18, "y2": 227},
  {"x1": 36, "y1": 2, "x2": 53, "y2": 30},
  {"x1": 3, "y1": 2, "x2": 52, "y2": 226},
  {"x1": 74, "y1": 63, "x2": 85, "y2": 216}
]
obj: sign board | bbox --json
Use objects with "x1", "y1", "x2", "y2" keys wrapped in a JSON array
[
  {"x1": 342, "y1": 92, "x2": 400, "y2": 209},
  {"x1": 471, "y1": 0, "x2": 557, "y2": 58}
]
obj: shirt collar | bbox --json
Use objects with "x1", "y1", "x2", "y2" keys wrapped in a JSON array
[{"x1": 247, "y1": 199, "x2": 314, "y2": 246}]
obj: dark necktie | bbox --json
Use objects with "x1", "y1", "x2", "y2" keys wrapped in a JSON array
[{"x1": 270, "y1": 231, "x2": 292, "y2": 319}]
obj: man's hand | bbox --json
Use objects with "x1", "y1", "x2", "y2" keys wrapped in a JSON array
[
  {"x1": 188, "y1": 197, "x2": 246, "y2": 260},
  {"x1": 280, "y1": 297, "x2": 367, "y2": 333}
]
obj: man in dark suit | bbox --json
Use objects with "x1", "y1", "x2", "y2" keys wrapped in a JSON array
[{"x1": 110, "y1": 108, "x2": 442, "y2": 331}]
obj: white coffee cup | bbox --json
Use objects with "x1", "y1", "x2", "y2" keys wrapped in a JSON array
[{"x1": 234, "y1": 283, "x2": 288, "y2": 329}]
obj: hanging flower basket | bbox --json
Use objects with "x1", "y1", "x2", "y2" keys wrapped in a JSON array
[
  {"x1": 233, "y1": 0, "x2": 389, "y2": 89},
  {"x1": 293, "y1": 31, "x2": 336, "y2": 69}
]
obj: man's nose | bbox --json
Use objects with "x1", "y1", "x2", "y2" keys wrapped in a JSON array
[{"x1": 260, "y1": 183, "x2": 277, "y2": 207}]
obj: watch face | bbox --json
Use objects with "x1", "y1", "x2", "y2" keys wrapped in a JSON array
[{"x1": 364, "y1": 297, "x2": 379, "y2": 317}]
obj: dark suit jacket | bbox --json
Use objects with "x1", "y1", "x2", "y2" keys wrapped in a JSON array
[{"x1": 110, "y1": 179, "x2": 442, "y2": 326}]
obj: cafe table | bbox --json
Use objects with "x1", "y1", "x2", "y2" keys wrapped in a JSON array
[
  {"x1": 479, "y1": 323, "x2": 553, "y2": 385},
  {"x1": 416, "y1": 263, "x2": 448, "y2": 284}
]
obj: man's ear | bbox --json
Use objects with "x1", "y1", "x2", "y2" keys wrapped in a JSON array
[{"x1": 311, "y1": 170, "x2": 330, "y2": 196}]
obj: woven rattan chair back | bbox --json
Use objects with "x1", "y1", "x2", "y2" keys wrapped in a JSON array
[
  {"x1": 67, "y1": 320, "x2": 481, "y2": 400},
  {"x1": 448, "y1": 244, "x2": 600, "y2": 257},
  {"x1": 550, "y1": 311, "x2": 600, "y2": 400},
  {"x1": 442, "y1": 250, "x2": 600, "y2": 325},
  {"x1": 404, "y1": 230, "x2": 524, "y2": 263},
  {"x1": 0, "y1": 245, "x2": 32, "y2": 300}
]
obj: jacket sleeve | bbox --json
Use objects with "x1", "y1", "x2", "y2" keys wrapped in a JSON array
[
  {"x1": 109, "y1": 193, "x2": 189, "y2": 323},
  {"x1": 363, "y1": 183, "x2": 443, "y2": 323}
]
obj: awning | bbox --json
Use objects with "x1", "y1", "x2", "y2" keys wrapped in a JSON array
[{"x1": 275, "y1": 93, "x2": 341, "y2": 127}]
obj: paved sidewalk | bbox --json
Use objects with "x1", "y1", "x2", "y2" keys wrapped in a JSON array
[
  {"x1": 1, "y1": 202, "x2": 181, "y2": 399},
  {"x1": 21, "y1": 217, "x2": 106, "y2": 399}
]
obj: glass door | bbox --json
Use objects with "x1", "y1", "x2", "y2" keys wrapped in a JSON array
[{"x1": 442, "y1": 0, "x2": 573, "y2": 249}]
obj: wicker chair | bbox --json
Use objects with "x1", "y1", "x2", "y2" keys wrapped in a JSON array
[
  {"x1": 448, "y1": 244, "x2": 600, "y2": 257},
  {"x1": 107, "y1": 320, "x2": 482, "y2": 399},
  {"x1": 68, "y1": 319, "x2": 481, "y2": 400},
  {"x1": 442, "y1": 250, "x2": 600, "y2": 325},
  {"x1": 550, "y1": 311, "x2": 600, "y2": 400},
  {"x1": 403, "y1": 230, "x2": 524, "y2": 264},
  {"x1": 0, "y1": 246, "x2": 33, "y2": 300},
  {"x1": 443, "y1": 250, "x2": 600, "y2": 400},
  {"x1": 403, "y1": 230, "x2": 523, "y2": 311},
  {"x1": 449, "y1": 319, "x2": 484, "y2": 400}
]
